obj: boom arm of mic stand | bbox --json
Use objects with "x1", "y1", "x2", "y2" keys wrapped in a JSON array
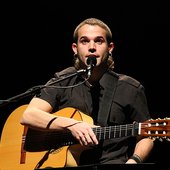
[{"x1": 0, "y1": 69, "x2": 86, "y2": 107}]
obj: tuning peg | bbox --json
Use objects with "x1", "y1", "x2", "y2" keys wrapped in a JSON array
[
  {"x1": 166, "y1": 138, "x2": 170, "y2": 142},
  {"x1": 155, "y1": 136, "x2": 162, "y2": 142},
  {"x1": 150, "y1": 137, "x2": 156, "y2": 141},
  {"x1": 158, "y1": 138, "x2": 163, "y2": 142}
]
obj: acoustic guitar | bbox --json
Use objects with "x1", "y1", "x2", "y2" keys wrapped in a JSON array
[{"x1": 0, "y1": 104, "x2": 170, "y2": 170}]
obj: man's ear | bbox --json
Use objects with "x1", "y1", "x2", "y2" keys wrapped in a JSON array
[
  {"x1": 108, "y1": 42, "x2": 114, "y2": 52},
  {"x1": 72, "y1": 43, "x2": 78, "y2": 54}
]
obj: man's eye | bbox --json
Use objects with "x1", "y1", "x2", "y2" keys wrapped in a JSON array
[
  {"x1": 96, "y1": 40, "x2": 103, "y2": 45},
  {"x1": 81, "y1": 40, "x2": 88, "y2": 44}
]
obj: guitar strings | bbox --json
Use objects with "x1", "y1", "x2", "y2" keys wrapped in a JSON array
[
  {"x1": 24, "y1": 124, "x2": 136, "y2": 145},
  {"x1": 24, "y1": 123, "x2": 169, "y2": 148}
]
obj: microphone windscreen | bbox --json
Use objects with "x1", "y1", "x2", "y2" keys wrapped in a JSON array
[{"x1": 86, "y1": 56, "x2": 97, "y2": 66}]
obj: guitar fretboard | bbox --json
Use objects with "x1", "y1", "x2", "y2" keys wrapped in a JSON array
[
  {"x1": 24, "y1": 122, "x2": 139, "y2": 152},
  {"x1": 93, "y1": 122, "x2": 139, "y2": 140}
]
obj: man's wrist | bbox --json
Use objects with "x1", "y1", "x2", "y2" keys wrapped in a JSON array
[{"x1": 130, "y1": 154, "x2": 143, "y2": 163}]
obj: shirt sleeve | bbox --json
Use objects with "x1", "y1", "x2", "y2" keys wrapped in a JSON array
[{"x1": 130, "y1": 84, "x2": 151, "y2": 122}]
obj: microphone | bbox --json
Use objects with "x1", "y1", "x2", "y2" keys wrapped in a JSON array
[{"x1": 86, "y1": 56, "x2": 97, "y2": 78}]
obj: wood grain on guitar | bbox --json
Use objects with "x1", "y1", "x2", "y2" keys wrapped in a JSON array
[{"x1": 0, "y1": 105, "x2": 170, "y2": 169}]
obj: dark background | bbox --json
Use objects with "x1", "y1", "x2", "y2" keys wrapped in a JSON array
[{"x1": 0, "y1": 1, "x2": 170, "y2": 164}]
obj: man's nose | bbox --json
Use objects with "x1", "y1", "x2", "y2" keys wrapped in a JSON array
[{"x1": 88, "y1": 42, "x2": 96, "y2": 52}]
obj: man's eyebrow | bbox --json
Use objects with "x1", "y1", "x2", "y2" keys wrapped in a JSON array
[{"x1": 80, "y1": 36, "x2": 104, "y2": 39}]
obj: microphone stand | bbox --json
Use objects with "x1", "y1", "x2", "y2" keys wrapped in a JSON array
[{"x1": 0, "y1": 69, "x2": 86, "y2": 107}]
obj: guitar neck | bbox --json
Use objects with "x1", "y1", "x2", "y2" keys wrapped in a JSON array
[
  {"x1": 93, "y1": 122, "x2": 139, "y2": 140},
  {"x1": 24, "y1": 122, "x2": 139, "y2": 152}
]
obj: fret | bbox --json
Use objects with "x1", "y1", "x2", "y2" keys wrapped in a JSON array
[
  {"x1": 109, "y1": 126, "x2": 111, "y2": 139},
  {"x1": 125, "y1": 124, "x2": 128, "y2": 136},
  {"x1": 114, "y1": 125, "x2": 116, "y2": 138},
  {"x1": 119, "y1": 125, "x2": 121, "y2": 137},
  {"x1": 98, "y1": 127, "x2": 102, "y2": 140},
  {"x1": 103, "y1": 127, "x2": 106, "y2": 139}
]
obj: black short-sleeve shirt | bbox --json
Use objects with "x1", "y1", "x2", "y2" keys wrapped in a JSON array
[{"x1": 37, "y1": 67, "x2": 151, "y2": 164}]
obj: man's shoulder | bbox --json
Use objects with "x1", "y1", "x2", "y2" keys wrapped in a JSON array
[
  {"x1": 118, "y1": 74, "x2": 141, "y2": 88},
  {"x1": 109, "y1": 71, "x2": 141, "y2": 88},
  {"x1": 54, "y1": 67, "x2": 76, "y2": 78}
]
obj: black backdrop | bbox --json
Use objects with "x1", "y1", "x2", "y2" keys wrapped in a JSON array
[{"x1": 0, "y1": 1, "x2": 170, "y2": 164}]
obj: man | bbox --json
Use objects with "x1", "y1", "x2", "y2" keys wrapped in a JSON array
[{"x1": 20, "y1": 18, "x2": 154, "y2": 167}]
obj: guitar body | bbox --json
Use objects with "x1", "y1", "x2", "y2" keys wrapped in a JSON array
[{"x1": 0, "y1": 105, "x2": 93, "y2": 170}]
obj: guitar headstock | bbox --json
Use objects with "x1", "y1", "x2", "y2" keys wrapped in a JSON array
[{"x1": 140, "y1": 117, "x2": 170, "y2": 141}]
